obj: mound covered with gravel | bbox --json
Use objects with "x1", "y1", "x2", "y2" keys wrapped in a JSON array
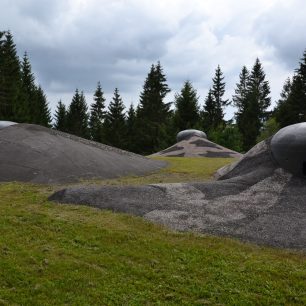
[
  {"x1": 0, "y1": 124, "x2": 166, "y2": 184},
  {"x1": 50, "y1": 137, "x2": 306, "y2": 250},
  {"x1": 151, "y1": 135, "x2": 242, "y2": 158}
]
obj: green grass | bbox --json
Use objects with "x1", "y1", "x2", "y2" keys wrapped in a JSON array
[
  {"x1": 77, "y1": 156, "x2": 234, "y2": 186},
  {"x1": 0, "y1": 157, "x2": 305, "y2": 305}
]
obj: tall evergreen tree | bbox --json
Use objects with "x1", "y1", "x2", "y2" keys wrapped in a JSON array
[
  {"x1": 0, "y1": 31, "x2": 22, "y2": 120},
  {"x1": 125, "y1": 103, "x2": 137, "y2": 152},
  {"x1": 104, "y1": 88, "x2": 126, "y2": 149},
  {"x1": 274, "y1": 50, "x2": 306, "y2": 127},
  {"x1": 20, "y1": 52, "x2": 36, "y2": 122},
  {"x1": 174, "y1": 81, "x2": 200, "y2": 131},
  {"x1": 274, "y1": 78, "x2": 293, "y2": 127},
  {"x1": 89, "y1": 82, "x2": 106, "y2": 142},
  {"x1": 66, "y1": 89, "x2": 89, "y2": 138},
  {"x1": 247, "y1": 58, "x2": 271, "y2": 123},
  {"x1": 33, "y1": 85, "x2": 51, "y2": 127},
  {"x1": 232, "y1": 66, "x2": 250, "y2": 149},
  {"x1": 201, "y1": 88, "x2": 223, "y2": 131},
  {"x1": 298, "y1": 49, "x2": 306, "y2": 84},
  {"x1": 232, "y1": 66, "x2": 249, "y2": 113},
  {"x1": 136, "y1": 62, "x2": 171, "y2": 154},
  {"x1": 53, "y1": 100, "x2": 67, "y2": 131},
  {"x1": 212, "y1": 65, "x2": 229, "y2": 109},
  {"x1": 233, "y1": 60, "x2": 271, "y2": 151}
]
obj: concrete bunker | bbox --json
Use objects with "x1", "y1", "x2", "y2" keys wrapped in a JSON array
[
  {"x1": 0, "y1": 121, "x2": 17, "y2": 129},
  {"x1": 176, "y1": 129, "x2": 207, "y2": 142},
  {"x1": 271, "y1": 122, "x2": 306, "y2": 177}
]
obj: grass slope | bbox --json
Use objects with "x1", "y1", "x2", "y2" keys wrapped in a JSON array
[
  {"x1": 0, "y1": 157, "x2": 305, "y2": 305},
  {"x1": 80, "y1": 156, "x2": 234, "y2": 186}
]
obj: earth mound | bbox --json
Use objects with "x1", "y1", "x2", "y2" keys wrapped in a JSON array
[
  {"x1": 0, "y1": 123, "x2": 166, "y2": 184},
  {"x1": 50, "y1": 136, "x2": 306, "y2": 250},
  {"x1": 151, "y1": 135, "x2": 242, "y2": 158}
]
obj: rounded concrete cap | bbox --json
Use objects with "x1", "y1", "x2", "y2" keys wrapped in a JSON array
[
  {"x1": 177, "y1": 129, "x2": 207, "y2": 142},
  {"x1": 0, "y1": 121, "x2": 17, "y2": 129},
  {"x1": 271, "y1": 122, "x2": 306, "y2": 177}
]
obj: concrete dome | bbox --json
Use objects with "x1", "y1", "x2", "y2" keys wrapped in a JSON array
[
  {"x1": 0, "y1": 121, "x2": 17, "y2": 129},
  {"x1": 271, "y1": 122, "x2": 306, "y2": 177},
  {"x1": 176, "y1": 129, "x2": 207, "y2": 142}
]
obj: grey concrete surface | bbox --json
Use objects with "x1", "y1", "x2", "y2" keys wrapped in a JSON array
[
  {"x1": 177, "y1": 129, "x2": 207, "y2": 142},
  {"x1": 271, "y1": 122, "x2": 306, "y2": 177},
  {"x1": 151, "y1": 135, "x2": 242, "y2": 158},
  {"x1": 0, "y1": 124, "x2": 166, "y2": 184},
  {"x1": 0, "y1": 121, "x2": 17, "y2": 129},
  {"x1": 50, "y1": 138, "x2": 306, "y2": 250}
]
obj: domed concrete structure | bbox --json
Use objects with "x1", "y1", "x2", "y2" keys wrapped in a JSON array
[
  {"x1": 176, "y1": 129, "x2": 207, "y2": 142},
  {"x1": 0, "y1": 121, "x2": 17, "y2": 129},
  {"x1": 271, "y1": 122, "x2": 306, "y2": 177},
  {"x1": 0, "y1": 123, "x2": 166, "y2": 184},
  {"x1": 152, "y1": 129, "x2": 242, "y2": 158}
]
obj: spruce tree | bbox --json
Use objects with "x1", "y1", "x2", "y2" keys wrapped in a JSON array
[
  {"x1": 232, "y1": 66, "x2": 249, "y2": 114},
  {"x1": 274, "y1": 50, "x2": 306, "y2": 127},
  {"x1": 103, "y1": 88, "x2": 126, "y2": 149},
  {"x1": 298, "y1": 49, "x2": 306, "y2": 84},
  {"x1": 0, "y1": 31, "x2": 22, "y2": 121},
  {"x1": 201, "y1": 88, "x2": 223, "y2": 131},
  {"x1": 233, "y1": 66, "x2": 250, "y2": 147},
  {"x1": 233, "y1": 59, "x2": 271, "y2": 151},
  {"x1": 136, "y1": 62, "x2": 171, "y2": 154},
  {"x1": 54, "y1": 100, "x2": 67, "y2": 131},
  {"x1": 247, "y1": 58, "x2": 271, "y2": 123},
  {"x1": 0, "y1": 31, "x2": 4, "y2": 115},
  {"x1": 33, "y1": 85, "x2": 51, "y2": 127},
  {"x1": 20, "y1": 52, "x2": 36, "y2": 122},
  {"x1": 66, "y1": 89, "x2": 89, "y2": 138},
  {"x1": 274, "y1": 78, "x2": 293, "y2": 127},
  {"x1": 89, "y1": 82, "x2": 106, "y2": 142},
  {"x1": 212, "y1": 65, "x2": 229, "y2": 109},
  {"x1": 125, "y1": 103, "x2": 137, "y2": 152},
  {"x1": 174, "y1": 81, "x2": 200, "y2": 131}
]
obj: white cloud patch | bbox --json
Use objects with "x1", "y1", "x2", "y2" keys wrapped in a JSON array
[{"x1": 1, "y1": 0, "x2": 306, "y2": 119}]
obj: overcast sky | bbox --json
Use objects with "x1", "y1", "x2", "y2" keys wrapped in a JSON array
[{"x1": 2, "y1": 0, "x2": 306, "y2": 119}]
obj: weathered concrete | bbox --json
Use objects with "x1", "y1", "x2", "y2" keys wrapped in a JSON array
[
  {"x1": 0, "y1": 121, "x2": 17, "y2": 129},
  {"x1": 0, "y1": 124, "x2": 166, "y2": 184},
  {"x1": 151, "y1": 135, "x2": 242, "y2": 158},
  {"x1": 271, "y1": 122, "x2": 306, "y2": 177},
  {"x1": 177, "y1": 129, "x2": 207, "y2": 142},
  {"x1": 50, "y1": 138, "x2": 306, "y2": 250}
]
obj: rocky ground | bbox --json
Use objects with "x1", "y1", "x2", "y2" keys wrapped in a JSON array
[{"x1": 50, "y1": 138, "x2": 306, "y2": 250}]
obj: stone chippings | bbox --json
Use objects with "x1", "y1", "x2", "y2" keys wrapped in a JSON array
[
  {"x1": 50, "y1": 138, "x2": 306, "y2": 250},
  {"x1": 0, "y1": 124, "x2": 166, "y2": 184}
]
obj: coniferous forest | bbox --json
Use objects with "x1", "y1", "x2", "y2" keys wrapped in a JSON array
[{"x1": 1, "y1": 31, "x2": 306, "y2": 154}]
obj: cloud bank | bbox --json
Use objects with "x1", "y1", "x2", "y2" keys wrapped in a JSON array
[{"x1": 2, "y1": 0, "x2": 306, "y2": 118}]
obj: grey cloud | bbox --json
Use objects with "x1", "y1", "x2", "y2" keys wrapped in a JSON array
[
  {"x1": 2, "y1": 0, "x2": 305, "y2": 116},
  {"x1": 254, "y1": 1, "x2": 306, "y2": 70},
  {"x1": 9, "y1": 1, "x2": 173, "y2": 95}
]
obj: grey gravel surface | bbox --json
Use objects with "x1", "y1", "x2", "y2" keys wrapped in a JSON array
[
  {"x1": 50, "y1": 138, "x2": 306, "y2": 250},
  {"x1": 0, "y1": 124, "x2": 166, "y2": 184}
]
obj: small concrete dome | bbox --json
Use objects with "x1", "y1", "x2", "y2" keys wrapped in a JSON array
[
  {"x1": 271, "y1": 122, "x2": 306, "y2": 177},
  {"x1": 177, "y1": 129, "x2": 207, "y2": 142},
  {"x1": 0, "y1": 121, "x2": 17, "y2": 129}
]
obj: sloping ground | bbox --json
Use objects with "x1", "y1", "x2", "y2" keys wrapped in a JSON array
[
  {"x1": 151, "y1": 135, "x2": 242, "y2": 158},
  {"x1": 50, "y1": 138, "x2": 306, "y2": 250},
  {"x1": 0, "y1": 124, "x2": 165, "y2": 184}
]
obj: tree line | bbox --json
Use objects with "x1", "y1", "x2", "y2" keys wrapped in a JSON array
[{"x1": 1, "y1": 31, "x2": 306, "y2": 154}]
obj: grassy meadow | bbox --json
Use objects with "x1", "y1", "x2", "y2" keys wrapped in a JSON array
[{"x1": 0, "y1": 157, "x2": 305, "y2": 305}]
